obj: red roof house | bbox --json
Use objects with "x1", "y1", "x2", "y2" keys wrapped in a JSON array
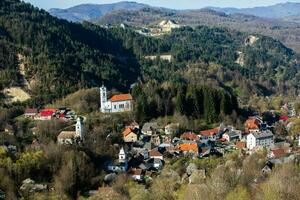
[
  {"x1": 244, "y1": 118, "x2": 260, "y2": 131},
  {"x1": 200, "y1": 128, "x2": 219, "y2": 137},
  {"x1": 38, "y1": 109, "x2": 57, "y2": 120},
  {"x1": 181, "y1": 132, "x2": 199, "y2": 141},
  {"x1": 178, "y1": 142, "x2": 199, "y2": 154},
  {"x1": 24, "y1": 108, "x2": 38, "y2": 118},
  {"x1": 149, "y1": 149, "x2": 163, "y2": 160}
]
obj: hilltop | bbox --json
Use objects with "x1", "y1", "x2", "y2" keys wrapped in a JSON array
[
  {"x1": 49, "y1": 1, "x2": 148, "y2": 22},
  {"x1": 209, "y1": 2, "x2": 300, "y2": 19}
]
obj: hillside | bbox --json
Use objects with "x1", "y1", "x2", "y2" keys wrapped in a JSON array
[
  {"x1": 49, "y1": 1, "x2": 148, "y2": 22},
  {"x1": 95, "y1": 7, "x2": 300, "y2": 53},
  {"x1": 139, "y1": 26, "x2": 300, "y2": 98},
  {"x1": 209, "y1": 2, "x2": 300, "y2": 19},
  {"x1": 0, "y1": 0, "x2": 153, "y2": 104},
  {"x1": 1, "y1": 0, "x2": 300, "y2": 107}
]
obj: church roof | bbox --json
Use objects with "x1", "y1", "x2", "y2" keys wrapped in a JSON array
[{"x1": 110, "y1": 94, "x2": 132, "y2": 102}]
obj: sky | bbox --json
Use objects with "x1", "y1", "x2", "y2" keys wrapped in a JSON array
[{"x1": 24, "y1": 0, "x2": 300, "y2": 10}]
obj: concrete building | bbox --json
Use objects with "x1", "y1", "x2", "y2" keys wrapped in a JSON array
[{"x1": 247, "y1": 130, "x2": 274, "y2": 150}]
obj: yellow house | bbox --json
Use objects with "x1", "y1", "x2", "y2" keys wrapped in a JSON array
[{"x1": 123, "y1": 128, "x2": 138, "y2": 143}]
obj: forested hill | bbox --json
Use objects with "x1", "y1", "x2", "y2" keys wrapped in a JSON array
[
  {"x1": 1, "y1": 0, "x2": 300, "y2": 106},
  {"x1": 95, "y1": 7, "x2": 300, "y2": 53},
  {"x1": 0, "y1": 0, "x2": 154, "y2": 103}
]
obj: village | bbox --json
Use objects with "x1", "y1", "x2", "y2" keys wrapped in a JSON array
[
  {"x1": 1, "y1": 84, "x2": 300, "y2": 198},
  {"x1": 21, "y1": 85, "x2": 300, "y2": 185},
  {"x1": 105, "y1": 111, "x2": 300, "y2": 183}
]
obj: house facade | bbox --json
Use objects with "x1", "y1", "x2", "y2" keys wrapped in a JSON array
[
  {"x1": 24, "y1": 108, "x2": 38, "y2": 119},
  {"x1": 165, "y1": 123, "x2": 179, "y2": 135},
  {"x1": 222, "y1": 130, "x2": 241, "y2": 142},
  {"x1": 246, "y1": 130, "x2": 274, "y2": 150},
  {"x1": 123, "y1": 128, "x2": 138, "y2": 143},
  {"x1": 141, "y1": 123, "x2": 158, "y2": 136},
  {"x1": 100, "y1": 85, "x2": 133, "y2": 113},
  {"x1": 199, "y1": 128, "x2": 220, "y2": 142}
]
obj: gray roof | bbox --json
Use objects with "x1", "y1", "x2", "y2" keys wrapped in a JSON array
[
  {"x1": 252, "y1": 130, "x2": 273, "y2": 139},
  {"x1": 225, "y1": 131, "x2": 240, "y2": 138},
  {"x1": 142, "y1": 123, "x2": 158, "y2": 132}
]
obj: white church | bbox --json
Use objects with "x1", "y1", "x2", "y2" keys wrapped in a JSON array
[
  {"x1": 57, "y1": 117, "x2": 84, "y2": 145},
  {"x1": 107, "y1": 147, "x2": 128, "y2": 172},
  {"x1": 100, "y1": 85, "x2": 133, "y2": 113}
]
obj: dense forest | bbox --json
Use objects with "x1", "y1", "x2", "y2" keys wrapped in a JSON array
[{"x1": 132, "y1": 81, "x2": 238, "y2": 123}]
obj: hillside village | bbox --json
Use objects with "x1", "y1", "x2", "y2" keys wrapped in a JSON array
[
  {"x1": 1, "y1": 80, "x2": 300, "y2": 198},
  {"x1": 8, "y1": 85, "x2": 298, "y2": 198},
  {"x1": 103, "y1": 111, "x2": 300, "y2": 185},
  {"x1": 1, "y1": 0, "x2": 300, "y2": 199}
]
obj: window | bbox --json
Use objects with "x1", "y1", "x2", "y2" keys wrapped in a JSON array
[{"x1": 119, "y1": 104, "x2": 124, "y2": 109}]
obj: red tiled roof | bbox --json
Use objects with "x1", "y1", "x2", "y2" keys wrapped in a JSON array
[
  {"x1": 245, "y1": 118, "x2": 260, "y2": 130},
  {"x1": 178, "y1": 143, "x2": 198, "y2": 153},
  {"x1": 39, "y1": 109, "x2": 57, "y2": 117},
  {"x1": 110, "y1": 94, "x2": 132, "y2": 102},
  {"x1": 181, "y1": 132, "x2": 199, "y2": 141},
  {"x1": 271, "y1": 149, "x2": 286, "y2": 158},
  {"x1": 123, "y1": 127, "x2": 134, "y2": 137},
  {"x1": 200, "y1": 128, "x2": 219, "y2": 136},
  {"x1": 149, "y1": 149, "x2": 162, "y2": 157}
]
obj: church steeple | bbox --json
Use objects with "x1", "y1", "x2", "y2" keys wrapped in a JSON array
[
  {"x1": 119, "y1": 147, "x2": 127, "y2": 163},
  {"x1": 100, "y1": 85, "x2": 107, "y2": 113},
  {"x1": 75, "y1": 117, "x2": 84, "y2": 140}
]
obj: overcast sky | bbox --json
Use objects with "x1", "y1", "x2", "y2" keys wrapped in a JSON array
[{"x1": 23, "y1": 0, "x2": 300, "y2": 10}]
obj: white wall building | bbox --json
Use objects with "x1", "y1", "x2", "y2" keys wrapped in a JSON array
[
  {"x1": 247, "y1": 130, "x2": 274, "y2": 150},
  {"x1": 100, "y1": 85, "x2": 133, "y2": 113}
]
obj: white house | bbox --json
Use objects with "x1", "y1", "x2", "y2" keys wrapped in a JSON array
[
  {"x1": 100, "y1": 85, "x2": 133, "y2": 113},
  {"x1": 246, "y1": 130, "x2": 274, "y2": 150},
  {"x1": 222, "y1": 127, "x2": 241, "y2": 142},
  {"x1": 57, "y1": 117, "x2": 84, "y2": 145}
]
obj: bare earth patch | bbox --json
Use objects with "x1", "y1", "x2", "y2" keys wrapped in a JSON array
[{"x1": 3, "y1": 87, "x2": 31, "y2": 103}]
